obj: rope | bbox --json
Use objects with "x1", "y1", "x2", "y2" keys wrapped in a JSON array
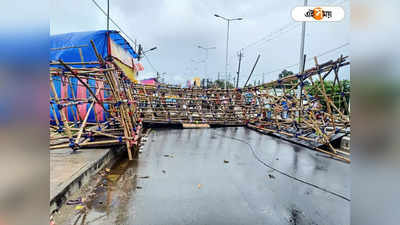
[{"x1": 213, "y1": 133, "x2": 351, "y2": 202}]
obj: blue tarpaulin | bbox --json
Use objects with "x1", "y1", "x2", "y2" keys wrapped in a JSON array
[
  {"x1": 50, "y1": 30, "x2": 138, "y2": 66},
  {"x1": 50, "y1": 30, "x2": 137, "y2": 125}
]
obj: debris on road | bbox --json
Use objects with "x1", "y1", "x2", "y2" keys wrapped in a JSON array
[
  {"x1": 75, "y1": 205, "x2": 84, "y2": 210},
  {"x1": 66, "y1": 198, "x2": 82, "y2": 205}
]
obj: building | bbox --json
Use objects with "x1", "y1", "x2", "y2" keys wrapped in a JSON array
[{"x1": 140, "y1": 78, "x2": 159, "y2": 86}]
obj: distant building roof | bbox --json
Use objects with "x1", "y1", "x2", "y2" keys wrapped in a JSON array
[{"x1": 140, "y1": 78, "x2": 159, "y2": 85}]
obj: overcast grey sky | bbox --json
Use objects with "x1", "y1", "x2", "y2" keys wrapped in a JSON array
[{"x1": 51, "y1": 0, "x2": 349, "y2": 85}]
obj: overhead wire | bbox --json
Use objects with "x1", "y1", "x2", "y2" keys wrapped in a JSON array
[
  {"x1": 234, "y1": 0, "x2": 350, "y2": 80},
  {"x1": 251, "y1": 42, "x2": 349, "y2": 80},
  {"x1": 214, "y1": 133, "x2": 351, "y2": 202},
  {"x1": 238, "y1": 0, "x2": 349, "y2": 54},
  {"x1": 91, "y1": 0, "x2": 161, "y2": 75},
  {"x1": 91, "y1": 0, "x2": 138, "y2": 46},
  {"x1": 143, "y1": 53, "x2": 159, "y2": 74},
  {"x1": 238, "y1": 22, "x2": 299, "y2": 52}
]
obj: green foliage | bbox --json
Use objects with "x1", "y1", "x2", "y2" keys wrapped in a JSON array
[
  {"x1": 305, "y1": 80, "x2": 350, "y2": 114},
  {"x1": 278, "y1": 69, "x2": 294, "y2": 79},
  {"x1": 277, "y1": 69, "x2": 310, "y2": 88},
  {"x1": 210, "y1": 79, "x2": 234, "y2": 89}
]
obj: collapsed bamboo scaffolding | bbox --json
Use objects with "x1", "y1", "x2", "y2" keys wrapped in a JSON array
[
  {"x1": 50, "y1": 54, "x2": 350, "y2": 162},
  {"x1": 131, "y1": 56, "x2": 350, "y2": 161},
  {"x1": 245, "y1": 56, "x2": 350, "y2": 162},
  {"x1": 49, "y1": 41, "x2": 142, "y2": 160}
]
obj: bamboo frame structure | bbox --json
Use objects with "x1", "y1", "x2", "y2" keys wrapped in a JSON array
[
  {"x1": 245, "y1": 56, "x2": 350, "y2": 162},
  {"x1": 49, "y1": 42, "x2": 142, "y2": 160},
  {"x1": 50, "y1": 53, "x2": 350, "y2": 162}
]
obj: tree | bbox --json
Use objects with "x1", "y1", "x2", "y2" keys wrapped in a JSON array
[
  {"x1": 212, "y1": 79, "x2": 234, "y2": 89},
  {"x1": 278, "y1": 69, "x2": 294, "y2": 79},
  {"x1": 305, "y1": 80, "x2": 350, "y2": 114},
  {"x1": 277, "y1": 69, "x2": 294, "y2": 88}
]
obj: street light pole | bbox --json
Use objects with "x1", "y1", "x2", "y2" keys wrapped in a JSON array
[
  {"x1": 225, "y1": 20, "x2": 230, "y2": 90},
  {"x1": 214, "y1": 14, "x2": 243, "y2": 89},
  {"x1": 198, "y1": 45, "x2": 216, "y2": 81}
]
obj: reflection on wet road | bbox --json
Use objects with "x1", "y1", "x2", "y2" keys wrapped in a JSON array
[{"x1": 86, "y1": 127, "x2": 350, "y2": 225}]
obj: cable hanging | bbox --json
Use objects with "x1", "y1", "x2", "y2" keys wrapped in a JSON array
[
  {"x1": 91, "y1": 0, "x2": 139, "y2": 47},
  {"x1": 214, "y1": 133, "x2": 351, "y2": 202},
  {"x1": 251, "y1": 42, "x2": 349, "y2": 80}
]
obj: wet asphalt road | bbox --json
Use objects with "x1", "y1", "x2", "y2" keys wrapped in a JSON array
[{"x1": 85, "y1": 127, "x2": 350, "y2": 225}]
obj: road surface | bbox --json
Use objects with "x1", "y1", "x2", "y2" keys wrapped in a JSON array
[{"x1": 66, "y1": 127, "x2": 350, "y2": 225}]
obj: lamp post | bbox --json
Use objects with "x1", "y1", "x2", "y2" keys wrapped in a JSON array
[
  {"x1": 143, "y1": 46, "x2": 157, "y2": 54},
  {"x1": 137, "y1": 45, "x2": 157, "y2": 61},
  {"x1": 214, "y1": 14, "x2": 243, "y2": 89},
  {"x1": 197, "y1": 45, "x2": 216, "y2": 81},
  {"x1": 137, "y1": 45, "x2": 157, "y2": 81}
]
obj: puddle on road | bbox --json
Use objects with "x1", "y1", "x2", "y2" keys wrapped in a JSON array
[
  {"x1": 55, "y1": 157, "x2": 139, "y2": 225},
  {"x1": 84, "y1": 157, "x2": 138, "y2": 225}
]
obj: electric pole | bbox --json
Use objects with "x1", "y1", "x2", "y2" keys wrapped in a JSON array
[
  {"x1": 236, "y1": 51, "x2": 243, "y2": 88},
  {"x1": 228, "y1": 72, "x2": 231, "y2": 87},
  {"x1": 107, "y1": 0, "x2": 110, "y2": 31},
  {"x1": 134, "y1": 39, "x2": 137, "y2": 52},
  {"x1": 262, "y1": 72, "x2": 265, "y2": 84},
  {"x1": 299, "y1": 0, "x2": 307, "y2": 73}
]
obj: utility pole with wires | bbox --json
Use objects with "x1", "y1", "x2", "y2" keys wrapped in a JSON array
[
  {"x1": 107, "y1": 0, "x2": 110, "y2": 31},
  {"x1": 297, "y1": 0, "x2": 308, "y2": 122},
  {"x1": 298, "y1": 0, "x2": 308, "y2": 73},
  {"x1": 236, "y1": 51, "x2": 243, "y2": 88},
  {"x1": 262, "y1": 72, "x2": 265, "y2": 84},
  {"x1": 134, "y1": 39, "x2": 137, "y2": 52}
]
